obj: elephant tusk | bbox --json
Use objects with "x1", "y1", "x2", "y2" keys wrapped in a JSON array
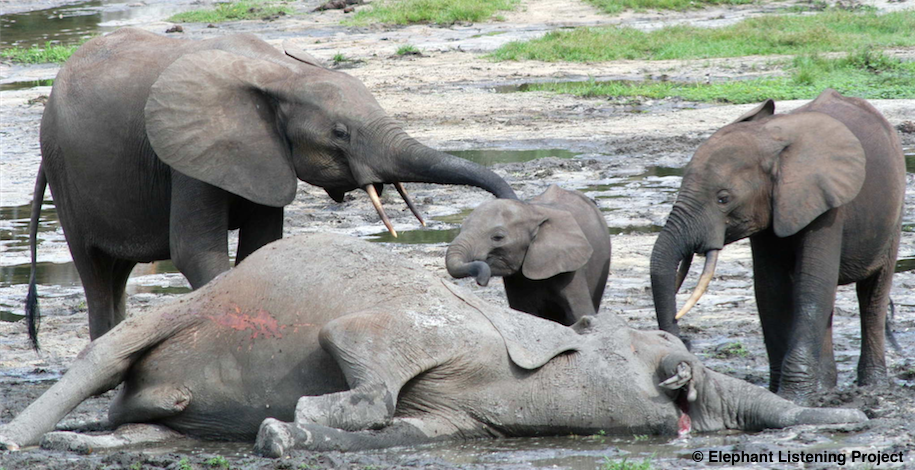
[
  {"x1": 675, "y1": 253, "x2": 694, "y2": 293},
  {"x1": 394, "y1": 182, "x2": 425, "y2": 227},
  {"x1": 675, "y1": 250, "x2": 719, "y2": 320},
  {"x1": 365, "y1": 184, "x2": 397, "y2": 237}
]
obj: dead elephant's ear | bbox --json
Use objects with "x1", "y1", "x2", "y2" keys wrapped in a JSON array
[
  {"x1": 145, "y1": 49, "x2": 297, "y2": 207},
  {"x1": 765, "y1": 112, "x2": 866, "y2": 237},
  {"x1": 730, "y1": 99, "x2": 775, "y2": 124}
]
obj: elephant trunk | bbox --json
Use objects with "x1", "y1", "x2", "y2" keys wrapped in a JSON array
[
  {"x1": 445, "y1": 243, "x2": 492, "y2": 286},
  {"x1": 651, "y1": 226, "x2": 693, "y2": 336}
]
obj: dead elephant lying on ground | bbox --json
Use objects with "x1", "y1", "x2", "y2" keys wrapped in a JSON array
[{"x1": 0, "y1": 234, "x2": 865, "y2": 454}]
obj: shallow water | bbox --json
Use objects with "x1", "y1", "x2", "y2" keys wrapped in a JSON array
[
  {"x1": 449, "y1": 148, "x2": 580, "y2": 166},
  {"x1": 0, "y1": 79, "x2": 54, "y2": 92}
]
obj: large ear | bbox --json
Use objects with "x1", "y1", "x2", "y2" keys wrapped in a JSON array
[
  {"x1": 766, "y1": 112, "x2": 866, "y2": 237},
  {"x1": 521, "y1": 206, "x2": 593, "y2": 280},
  {"x1": 145, "y1": 49, "x2": 297, "y2": 207},
  {"x1": 441, "y1": 281, "x2": 581, "y2": 370},
  {"x1": 730, "y1": 99, "x2": 775, "y2": 124},
  {"x1": 283, "y1": 40, "x2": 327, "y2": 68}
]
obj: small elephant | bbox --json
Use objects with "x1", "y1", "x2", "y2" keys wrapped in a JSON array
[
  {"x1": 0, "y1": 234, "x2": 864, "y2": 454},
  {"x1": 446, "y1": 185, "x2": 611, "y2": 325},
  {"x1": 650, "y1": 89, "x2": 905, "y2": 401},
  {"x1": 27, "y1": 28, "x2": 516, "y2": 345}
]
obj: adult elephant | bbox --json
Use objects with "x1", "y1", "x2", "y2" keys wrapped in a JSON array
[
  {"x1": 26, "y1": 27, "x2": 516, "y2": 345},
  {"x1": 650, "y1": 89, "x2": 905, "y2": 401},
  {"x1": 445, "y1": 185, "x2": 611, "y2": 325},
  {"x1": 0, "y1": 234, "x2": 864, "y2": 453}
]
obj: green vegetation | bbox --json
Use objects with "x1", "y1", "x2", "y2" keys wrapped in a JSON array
[
  {"x1": 397, "y1": 44, "x2": 421, "y2": 55},
  {"x1": 0, "y1": 41, "x2": 82, "y2": 64},
  {"x1": 491, "y1": 10, "x2": 915, "y2": 62},
  {"x1": 715, "y1": 341, "x2": 750, "y2": 358},
  {"x1": 584, "y1": 0, "x2": 753, "y2": 14},
  {"x1": 348, "y1": 0, "x2": 519, "y2": 25},
  {"x1": 522, "y1": 49, "x2": 915, "y2": 104},
  {"x1": 177, "y1": 458, "x2": 193, "y2": 470},
  {"x1": 332, "y1": 52, "x2": 351, "y2": 64},
  {"x1": 602, "y1": 456, "x2": 654, "y2": 470},
  {"x1": 206, "y1": 456, "x2": 230, "y2": 469},
  {"x1": 167, "y1": 1, "x2": 291, "y2": 23}
]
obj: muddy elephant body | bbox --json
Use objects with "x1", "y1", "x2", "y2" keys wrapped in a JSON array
[
  {"x1": 28, "y1": 27, "x2": 515, "y2": 343},
  {"x1": 1, "y1": 235, "x2": 864, "y2": 452},
  {"x1": 650, "y1": 90, "x2": 905, "y2": 401},
  {"x1": 446, "y1": 185, "x2": 611, "y2": 325}
]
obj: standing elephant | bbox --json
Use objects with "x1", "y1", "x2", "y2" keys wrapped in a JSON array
[
  {"x1": 446, "y1": 185, "x2": 611, "y2": 325},
  {"x1": 26, "y1": 27, "x2": 516, "y2": 345},
  {"x1": 0, "y1": 234, "x2": 865, "y2": 453},
  {"x1": 650, "y1": 89, "x2": 905, "y2": 401}
]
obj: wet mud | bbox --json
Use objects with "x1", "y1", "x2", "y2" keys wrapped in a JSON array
[{"x1": 2, "y1": 0, "x2": 915, "y2": 468}]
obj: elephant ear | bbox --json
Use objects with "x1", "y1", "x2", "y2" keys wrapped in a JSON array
[
  {"x1": 283, "y1": 41, "x2": 327, "y2": 68},
  {"x1": 730, "y1": 99, "x2": 775, "y2": 124},
  {"x1": 442, "y1": 281, "x2": 581, "y2": 370},
  {"x1": 521, "y1": 206, "x2": 593, "y2": 280},
  {"x1": 145, "y1": 49, "x2": 297, "y2": 207},
  {"x1": 766, "y1": 112, "x2": 866, "y2": 237}
]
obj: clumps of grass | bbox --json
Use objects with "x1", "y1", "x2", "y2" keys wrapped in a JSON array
[
  {"x1": 490, "y1": 10, "x2": 915, "y2": 62},
  {"x1": 332, "y1": 52, "x2": 350, "y2": 64},
  {"x1": 348, "y1": 0, "x2": 519, "y2": 25},
  {"x1": 584, "y1": 0, "x2": 753, "y2": 14},
  {"x1": 396, "y1": 44, "x2": 421, "y2": 56},
  {"x1": 522, "y1": 49, "x2": 915, "y2": 104},
  {"x1": 205, "y1": 455, "x2": 230, "y2": 468},
  {"x1": 167, "y1": 1, "x2": 291, "y2": 23},
  {"x1": 714, "y1": 341, "x2": 750, "y2": 358},
  {"x1": 602, "y1": 456, "x2": 654, "y2": 470},
  {"x1": 1, "y1": 41, "x2": 82, "y2": 64}
]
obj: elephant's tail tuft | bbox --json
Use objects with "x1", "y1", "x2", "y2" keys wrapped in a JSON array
[{"x1": 25, "y1": 165, "x2": 47, "y2": 351}]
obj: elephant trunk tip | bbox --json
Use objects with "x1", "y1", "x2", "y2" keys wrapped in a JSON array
[{"x1": 445, "y1": 255, "x2": 491, "y2": 287}]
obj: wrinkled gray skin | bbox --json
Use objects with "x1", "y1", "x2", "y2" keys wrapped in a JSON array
[
  {"x1": 650, "y1": 89, "x2": 905, "y2": 402},
  {"x1": 26, "y1": 27, "x2": 516, "y2": 344},
  {"x1": 446, "y1": 185, "x2": 611, "y2": 325},
  {"x1": 0, "y1": 234, "x2": 865, "y2": 454}
]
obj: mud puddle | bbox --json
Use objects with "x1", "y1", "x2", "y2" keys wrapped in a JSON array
[{"x1": 1, "y1": 0, "x2": 187, "y2": 49}]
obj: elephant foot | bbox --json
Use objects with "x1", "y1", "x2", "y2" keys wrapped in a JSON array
[
  {"x1": 0, "y1": 429, "x2": 19, "y2": 452},
  {"x1": 857, "y1": 365, "x2": 887, "y2": 387},
  {"x1": 295, "y1": 384, "x2": 394, "y2": 432},
  {"x1": 255, "y1": 418, "x2": 299, "y2": 458},
  {"x1": 793, "y1": 408, "x2": 867, "y2": 426},
  {"x1": 39, "y1": 424, "x2": 183, "y2": 454}
]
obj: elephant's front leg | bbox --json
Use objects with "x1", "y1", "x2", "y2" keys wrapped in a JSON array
[
  {"x1": 751, "y1": 232, "x2": 796, "y2": 393},
  {"x1": 235, "y1": 203, "x2": 284, "y2": 264},
  {"x1": 169, "y1": 173, "x2": 232, "y2": 288},
  {"x1": 854, "y1": 261, "x2": 894, "y2": 386},
  {"x1": 778, "y1": 216, "x2": 844, "y2": 400}
]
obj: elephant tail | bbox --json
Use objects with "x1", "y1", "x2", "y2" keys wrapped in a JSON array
[{"x1": 25, "y1": 165, "x2": 47, "y2": 351}]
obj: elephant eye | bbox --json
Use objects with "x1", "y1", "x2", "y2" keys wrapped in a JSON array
[
  {"x1": 491, "y1": 234, "x2": 505, "y2": 243},
  {"x1": 332, "y1": 124, "x2": 350, "y2": 141},
  {"x1": 717, "y1": 191, "x2": 731, "y2": 205}
]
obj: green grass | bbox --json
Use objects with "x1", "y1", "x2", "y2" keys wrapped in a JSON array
[
  {"x1": 348, "y1": 0, "x2": 519, "y2": 25},
  {"x1": 491, "y1": 10, "x2": 915, "y2": 62},
  {"x1": 397, "y1": 44, "x2": 421, "y2": 55},
  {"x1": 522, "y1": 49, "x2": 915, "y2": 104},
  {"x1": 584, "y1": 0, "x2": 754, "y2": 14},
  {"x1": 602, "y1": 456, "x2": 653, "y2": 470},
  {"x1": 167, "y1": 1, "x2": 291, "y2": 23},
  {"x1": 0, "y1": 41, "x2": 82, "y2": 64}
]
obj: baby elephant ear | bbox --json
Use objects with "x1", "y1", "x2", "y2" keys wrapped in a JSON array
[
  {"x1": 522, "y1": 206, "x2": 593, "y2": 280},
  {"x1": 145, "y1": 49, "x2": 297, "y2": 208},
  {"x1": 767, "y1": 112, "x2": 866, "y2": 237},
  {"x1": 730, "y1": 99, "x2": 775, "y2": 124}
]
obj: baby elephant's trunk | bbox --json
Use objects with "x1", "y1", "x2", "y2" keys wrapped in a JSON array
[{"x1": 445, "y1": 244, "x2": 492, "y2": 286}]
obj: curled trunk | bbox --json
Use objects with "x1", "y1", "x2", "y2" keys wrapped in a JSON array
[{"x1": 445, "y1": 244, "x2": 492, "y2": 286}]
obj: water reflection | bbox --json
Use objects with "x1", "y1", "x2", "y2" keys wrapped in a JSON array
[
  {"x1": 449, "y1": 148, "x2": 580, "y2": 167},
  {"x1": 366, "y1": 227, "x2": 460, "y2": 245},
  {"x1": 0, "y1": 79, "x2": 55, "y2": 92},
  {"x1": 0, "y1": 200, "x2": 59, "y2": 253}
]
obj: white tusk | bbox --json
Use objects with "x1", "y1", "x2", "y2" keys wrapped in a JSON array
[
  {"x1": 365, "y1": 184, "x2": 397, "y2": 237},
  {"x1": 394, "y1": 182, "x2": 425, "y2": 227},
  {"x1": 675, "y1": 250, "x2": 719, "y2": 320}
]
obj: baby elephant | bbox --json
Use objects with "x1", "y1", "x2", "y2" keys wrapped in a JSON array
[{"x1": 446, "y1": 185, "x2": 611, "y2": 325}]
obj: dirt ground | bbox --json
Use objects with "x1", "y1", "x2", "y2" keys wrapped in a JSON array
[{"x1": 1, "y1": 0, "x2": 914, "y2": 468}]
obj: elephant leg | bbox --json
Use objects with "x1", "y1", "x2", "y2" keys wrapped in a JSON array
[
  {"x1": 750, "y1": 233, "x2": 796, "y2": 393},
  {"x1": 559, "y1": 273, "x2": 597, "y2": 325},
  {"x1": 235, "y1": 204, "x2": 284, "y2": 264},
  {"x1": 39, "y1": 424, "x2": 184, "y2": 454},
  {"x1": 169, "y1": 173, "x2": 231, "y2": 288},
  {"x1": 855, "y1": 265, "x2": 892, "y2": 386},
  {"x1": 69, "y1": 246, "x2": 134, "y2": 340}
]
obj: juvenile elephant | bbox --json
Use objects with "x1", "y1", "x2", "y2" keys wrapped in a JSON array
[
  {"x1": 0, "y1": 234, "x2": 865, "y2": 454},
  {"x1": 26, "y1": 28, "x2": 515, "y2": 345},
  {"x1": 650, "y1": 90, "x2": 905, "y2": 401},
  {"x1": 445, "y1": 185, "x2": 611, "y2": 325}
]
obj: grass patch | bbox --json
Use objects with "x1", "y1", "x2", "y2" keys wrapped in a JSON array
[
  {"x1": 1, "y1": 41, "x2": 82, "y2": 64},
  {"x1": 167, "y1": 1, "x2": 291, "y2": 23},
  {"x1": 348, "y1": 0, "x2": 519, "y2": 25},
  {"x1": 584, "y1": 0, "x2": 754, "y2": 14},
  {"x1": 491, "y1": 10, "x2": 915, "y2": 62},
  {"x1": 602, "y1": 456, "x2": 654, "y2": 470},
  {"x1": 522, "y1": 49, "x2": 915, "y2": 104},
  {"x1": 396, "y1": 44, "x2": 421, "y2": 55}
]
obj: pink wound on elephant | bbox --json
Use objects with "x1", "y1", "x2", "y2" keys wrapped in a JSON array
[{"x1": 207, "y1": 305, "x2": 285, "y2": 340}]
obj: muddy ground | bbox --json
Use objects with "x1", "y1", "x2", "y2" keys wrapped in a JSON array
[{"x1": 1, "y1": 0, "x2": 914, "y2": 468}]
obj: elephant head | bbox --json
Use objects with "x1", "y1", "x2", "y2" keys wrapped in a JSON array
[
  {"x1": 145, "y1": 48, "x2": 516, "y2": 236},
  {"x1": 650, "y1": 98, "x2": 866, "y2": 336},
  {"x1": 445, "y1": 199, "x2": 593, "y2": 286}
]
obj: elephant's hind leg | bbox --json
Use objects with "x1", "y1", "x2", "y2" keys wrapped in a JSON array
[
  {"x1": 70, "y1": 247, "x2": 137, "y2": 340},
  {"x1": 855, "y1": 265, "x2": 893, "y2": 386},
  {"x1": 40, "y1": 424, "x2": 185, "y2": 454}
]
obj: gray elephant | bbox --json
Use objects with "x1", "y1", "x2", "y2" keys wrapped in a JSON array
[
  {"x1": 446, "y1": 185, "x2": 611, "y2": 325},
  {"x1": 0, "y1": 234, "x2": 865, "y2": 454},
  {"x1": 650, "y1": 89, "x2": 905, "y2": 401},
  {"x1": 26, "y1": 28, "x2": 516, "y2": 345}
]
